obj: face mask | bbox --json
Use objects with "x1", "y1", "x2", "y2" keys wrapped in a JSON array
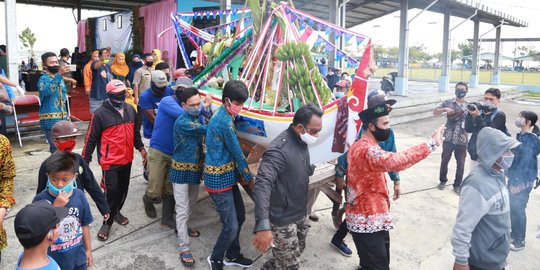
[
  {"x1": 226, "y1": 99, "x2": 243, "y2": 116},
  {"x1": 145, "y1": 61, "x2": 154, "y2": 67},
  {"x1": 335, "y1": 92, "x2": 344, "y2": 98},
  {"x1": 185, "y1": 106, "x2": 201, "y2": 116},
  {"x1": 107, "y1": 93, "x2": 126, "y2": 109},
  {"x1": 481, "y1": 101, "x2": 497, "y2": 112},
  {"x1": 56, "y1": 139, "x2": 76, "y2": 152},
  {"x1": 372, "y1": 125, "x2": 391, "y2": 141},
  {"x1": 496, "y1": 154, "x2": 514, "y2": 170},
  {"x1": 47, "y1": 177, "x2": 77, "y2": 196},
  {"x1": 300, "y1": 129, "x2": 318, "y2": 145},
  {"x1": 151, "y1": 83, "x2": 166, "y2": 95},
  {"x1": 515, "y1": 117, "x2": 526, "y2": 128},
  {"x1": 47, "y1": 65, "x2": 60, "y2": 74},
  {"x1": 455, "y1": 90, "x2": 467, "y2": 98}
]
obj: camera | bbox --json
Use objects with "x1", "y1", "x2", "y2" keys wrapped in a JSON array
[{"x1": 467, "y1": 102, "x2": 495, "y2": 113}]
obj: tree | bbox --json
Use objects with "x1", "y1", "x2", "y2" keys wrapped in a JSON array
[
  {"x1": 409, "y1": 44, "x2": 431, "y2": 63},
  {"x1": 458, "y1": 41, "x2": 474, "y2": 66},
  {"x1": 19, "y1": 27, "x2": 37, "y2": 57}
]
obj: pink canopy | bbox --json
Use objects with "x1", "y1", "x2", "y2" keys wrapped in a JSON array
[
  {"x1": 77, "y1": 20, "x2": 87, "y2": 52},
  {"x1": 140, "y1": 0, "x2": 177, "y2": 69}
]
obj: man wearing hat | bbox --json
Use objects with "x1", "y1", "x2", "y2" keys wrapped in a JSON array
[
  {"x1": 83, "y1": 79, "x2": 146, "y2": 241},
  {"x1": 36, "y1": 120, "x2": 110, "y2": 232},
  {"x1": 346, "y1": 100, "x2": 444, "y2": 269},
  {"x1": 139, "y1": 70, "x2": 174, "y2": 141},
  {"x1": 14, "y1": 200, "x2": 68, "y2": 269},
  {"x1": 142, "y1": 77, "x2": 212, "y2": 232}
]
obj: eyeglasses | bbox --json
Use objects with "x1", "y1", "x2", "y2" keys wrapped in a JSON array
[{"x1": 304, "y1": 126, "x2": 322, "y2": 135}]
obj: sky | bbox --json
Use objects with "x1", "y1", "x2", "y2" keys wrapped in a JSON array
[{"x1": 0, "y1": 0, "x2": 539, "y2": 61}]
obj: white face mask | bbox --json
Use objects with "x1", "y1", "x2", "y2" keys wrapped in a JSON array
[{"x1": 300, "y1": 131, "x2": 318, "y2": 145}]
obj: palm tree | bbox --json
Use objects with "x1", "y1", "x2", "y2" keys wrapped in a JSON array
[{"x1": 19, "y1": 27, "x2": 37, "y2": 58}]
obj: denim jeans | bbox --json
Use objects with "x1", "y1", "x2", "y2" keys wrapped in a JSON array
[
  {"x1": 510, "y1": 189, "x2": 531, "y2": 242},
  {"x1": 209, "y1": 185, "x2": 245, "y2": 261},
  {"x1": 43, "y1": 128, "x2": 57, "y2": 153}
]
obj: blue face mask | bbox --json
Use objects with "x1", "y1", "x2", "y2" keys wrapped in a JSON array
[
  {"x1": 185, "y1": 106, "x2": 201, "y2": 117},
  {"x1": 335, "y1": 92, "x2": 345, "y2": 98},
  {"x1": 47, "y1": 177, "x2": 77, "y2": 196}
]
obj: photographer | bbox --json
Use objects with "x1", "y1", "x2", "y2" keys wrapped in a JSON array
[
  {"x1": 433, "y1": 82, "x2": 469, "y2": 194},
  {"x1": 465, "y1": 88, "x2": 509, "y2": 167}
]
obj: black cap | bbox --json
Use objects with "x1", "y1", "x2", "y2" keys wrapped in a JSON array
[
  {"x1": 358, "y1": 103, "x2": 392, "y2": 123},
  {"x1": 367, "y1": 91, "x2": 396, "y2": 108},
  {"x1": 14, "y1": 200, "x2": 69, "y2": 240}
]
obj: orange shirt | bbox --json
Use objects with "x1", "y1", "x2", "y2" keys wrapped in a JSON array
[{"x1": 83, "y1": 61, "x2": 92, "y2": 92}]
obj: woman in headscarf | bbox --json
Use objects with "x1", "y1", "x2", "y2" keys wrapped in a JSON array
[
  {"x1": 151, "y1": 49, "x2": 163, "y2": 69},
  {"x1": 127, "y1": 54, "x2": 143, "y2": 87},
  {"x1": 110, "y1": 52, "x2": 130, "y2": 86}
]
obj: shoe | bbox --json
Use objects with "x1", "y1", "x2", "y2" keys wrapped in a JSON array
[
  {"x1": 207, "y1": 256, "x2": 224, "y2": 270},
  {"x1": 142, "y1": 194, "x2": 157, "y2": 218},
  {"x1": 224, "y1": 254, "x2": 253, "y2": 267},
  {"x1": 331, "y1": 240, "x2": 353, "y2": 257},
  {"x1": 152, "y1": 196, "x2": 162, "y2": 204},
  {"x1": 161, "y1": 195, "x2": 176, "y2": 228},
  {"x1": 453, "y1": 186, "x2": 461, "y2": 195},
  {"x1": 510, "y1": 241, "x2": 525, "y2": 251},
  {"x1": 437, "y1": 182, "x2": 446, "y2": 190},
  {"x1": 309, "y1": 213, "x2": 320, "y2": 222}
]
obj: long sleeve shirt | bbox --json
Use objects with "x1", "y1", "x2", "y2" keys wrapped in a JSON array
[
  {"x1": 169, "y1": 111, "x2": 207, "y2": 185},
  {"x1": 464, "y1": 110, "x2": 508, "y2": 160},
  {"x1": 38, "y1": 73, "x2": 68, "y2": 130},
  {"x1": 204, "y1": 106, "x2": 252, "y2": 192},
  {"x1": 346, "y1": 135, "x2": 432, "y2": 233},
  {"x1": 507, "y1": 132, "x2": 540, "y2": 193}
]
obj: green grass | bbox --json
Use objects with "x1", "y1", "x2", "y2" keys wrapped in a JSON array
[
  {"x1": 343, "y1": 67, "x2": 540, "y2": 86},
  {"x1": 525, "y1": 92, "x2": 540, "y2": 98}
]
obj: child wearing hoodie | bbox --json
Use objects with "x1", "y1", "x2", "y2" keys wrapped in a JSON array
[
  {"x1": 451, "y1": 127, "x2": 520, "y2": 270},
  {"x1": 506, "y1": 111, "x2": 540, "y2": 251}
]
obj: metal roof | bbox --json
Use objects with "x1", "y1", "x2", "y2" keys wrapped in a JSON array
[
  {"x1": 227, "y1": 0, "x2": 528, "y2": 29},
  {"x1": 0, "y1": 0, "x2": 157, "y2": 12}
]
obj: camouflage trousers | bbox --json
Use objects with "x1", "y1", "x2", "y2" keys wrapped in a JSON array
[{"x1": 261, "y1": 217, "x2": 311, "y2": 270}]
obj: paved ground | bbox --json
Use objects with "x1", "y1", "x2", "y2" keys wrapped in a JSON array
[{"x1": 2, "y1": 91, "x2": 540, "y2": 269}]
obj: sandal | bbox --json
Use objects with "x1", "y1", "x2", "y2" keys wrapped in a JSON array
[
  {"x1": 180, "y1": 252, "x2": 195, "y2": 267},
  {"x1": 188, "y1": 228, "x2": 200, "y2": 237},
  {"x1": 114, "y1": 213, "x2": 129, "y2": 226},
  {"x1": 97, "y1": 224, "x2": 111, "y2": 241}
]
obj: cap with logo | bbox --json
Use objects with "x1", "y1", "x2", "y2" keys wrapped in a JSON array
[
  {"x1": 151, "y1": 70, "x2": 169, "y2": 88},
  {"x1": 106, "y1": 79, "x2": 127, "y2": 93},
  {"x1": 51, "y1": 120, "x2": 81, "y2": 139},
  {"x1": 14, "y1": 200, "x2": 69, "y2": 240}
]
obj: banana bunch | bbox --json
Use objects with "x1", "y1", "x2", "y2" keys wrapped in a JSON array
[{"x1": 276, "y1": 41, "x2": 331, "y2": 105}]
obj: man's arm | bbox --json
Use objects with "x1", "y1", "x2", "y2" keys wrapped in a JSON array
[
  {"x1": 451, "y1": 185, "x2": 490, "y2": 266},
  {"x1": 433, "y1": 100, "x2": 450, "y2": 116},
  {"x1": 79, "y1": 157, "x2": 110, "y2": 215},
  {"x1": 82, "y1": 113, "x2": 102, "y2": 163},
  {"x1": 143, "y1": 109, "x2": 156, "y2": 124},
  {"x1": 253, "y1": 149, "x2": 286, "y2": 232},
  {"x1": 177, "y1": 116, "x2": 207, "y2": 136},
  {"x1": 132, "y1": 70, "x2": 142, "y2": 100},
  {"x1": 37, "y1": 162, "x2": 48, "y2": 194},
  {"x1": 361, "y1": 142, "x2": 433, "y2": 173},
  {"x1": 222, "y1": 121, "x2": 252, "y2": 181}
]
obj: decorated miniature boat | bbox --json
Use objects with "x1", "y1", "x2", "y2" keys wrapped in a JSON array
[{"x1": 171, "y1": 3, "x2": 374, "y2": 164}]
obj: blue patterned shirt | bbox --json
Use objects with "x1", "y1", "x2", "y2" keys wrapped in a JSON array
[
  {"x1": 169, "y1": 111, "x2": 207, "y2": 185},
  {"x1": 204, "y1": 106, "x2": 252, "y2": 192},
  {"x1": 38, "y1": 73, "x2": 68, "y2": 129}
]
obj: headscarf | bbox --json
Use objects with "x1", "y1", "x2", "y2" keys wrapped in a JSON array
[
  {"x1": 152, "y1": 49, "x2": 163, "y2": 69},
  {"x1": 127, "y1": 54, "x2": 143, "y2": 84},
  {"x1": 124, "y1": 87, "x2": 138, "y2": 110},
  {"x1": 111, "y1": 52, "x2": 129, "y2": 77}
]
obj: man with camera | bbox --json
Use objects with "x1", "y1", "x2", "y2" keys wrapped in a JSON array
[
  {"x1": 464, "y1": 88, "x2": 509, "y2": 168},
  {"x1": 433, "y1": 82, "x2": 469, "y2": 194}
]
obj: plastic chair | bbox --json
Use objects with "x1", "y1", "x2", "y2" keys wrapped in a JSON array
[{"x1": 12, "y1": 95, "x2": 41, "y2": 147}]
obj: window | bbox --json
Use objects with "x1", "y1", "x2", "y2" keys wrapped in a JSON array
[
  {"x1": 117, "y1": 15, "x2": 122, "y2": 29},
  {"x1": 103, "y1": 19, "x2": 107, "y2": 31}
]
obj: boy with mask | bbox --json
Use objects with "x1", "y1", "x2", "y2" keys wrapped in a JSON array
[
  {"x1": 83, "y1": 80, "x2": 146, "y2": 241},
  {"x1": 133, "y1": 53, "x2": 155, "y2": 103},
  {"x1": 39, "y1": 52, "x2": 70, "y2": 153},
  {"x1": 205, "y1": 80, "x2": 254, "y2": 270},
  {"x1": 33, "y1": 151, "x2": 95, "y2": 270},
  {"x1": 14, "y1": 200, "x2": 68, "y2": 270},
  {"x1": 138, "y1": 70, "x2": 174, "y2": 140},
  {"x1": 36, "y1": 121, "x2": 110, "y2": 232},
  {"x1": 346, "y1": 103, "x2": 444, "y2": 270},
  {"x1": 451, "y1": 127, "x2": 520, "y2": 270},
  {"x1": 433, "y1": 82, "x2": 469, "y2": 194}
]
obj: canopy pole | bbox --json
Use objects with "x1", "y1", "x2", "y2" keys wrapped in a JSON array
[{"x1": 4, "y1": 0, "x2": 18, "y2": 84}]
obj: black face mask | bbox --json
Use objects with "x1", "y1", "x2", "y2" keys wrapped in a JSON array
[
  {"x1": 372, "y1": 125, "x2": 391, "y2": 141},
  {"x1": 107, "y1": 93, "x2": 126, "y2": 110},
  {"x1": 455, "y1": 90, "x2": 467, "y2": 98},
  {"x1": 47, "y1": 65, "x2": 60, "y2": 74},
  {"x1": 150, "y1": 82, "x2": 166, "y2": 95},
  {"x1": 145, "y1": 61, "x2": 154, "y2": 67}
]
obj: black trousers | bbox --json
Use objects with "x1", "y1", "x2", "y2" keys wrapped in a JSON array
[
  {"x1": 439, "y1": 141, "x2": 467, "y2": 187},
  {"x1": 351, "y1": 230, "x2": 390, "y2": 270},
  {"x1": 103, "y1": 163, "x2": 132, "y2": 225},
  {"x1": 332, "y1": 220, "x2": 349, "y2": 243},
  {"x1": 470, "y1": 265, "x2": 504, "y2": 270}
]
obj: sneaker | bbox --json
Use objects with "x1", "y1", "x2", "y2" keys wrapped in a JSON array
[
  {"x1": 207, "y1": 256, "x2": 224, "y2": 270},
  {"x1": 142, "y1": 194, "x2": 157, "y2": 218},
  {"x1": 510, "y1": 241, "x2": 525, "y2": 251},
  {"x1": 437, "y1": 182, "x2": 446, "y2": 190},
  {"x1": 453, "y1": 186, "x2": 461, "y2": 195},
  {"x1": 331, "y1": 240, "x2": 353, "y2": 257},
  {"x1": 224, "y1": 254, "x2": 253, "y2": 267}
]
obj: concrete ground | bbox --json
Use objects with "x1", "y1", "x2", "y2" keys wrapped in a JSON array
[{"x1": 2, "y1": 85, "x2": 540, "y2": 269}]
